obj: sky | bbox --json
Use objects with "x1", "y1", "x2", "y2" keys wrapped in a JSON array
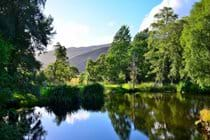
[{"x1": 44, "y1": 0, "x2": 199, "y2": 49}]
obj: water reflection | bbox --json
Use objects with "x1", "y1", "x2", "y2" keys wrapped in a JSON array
[
  {"x1": 106, "y1": 93, "x2": 210, "y2": 140},
  {"x1": 45, "y1": 104, "x2": 80, "y2": 126},
  {"x1": 106, "y1": 94, "x2": 132, "y2": 140},
  {"x1": 0, "y1": 108, "x2": 46, "y2": 140},
  {"x1": 66, "y1": 110, "x2": 90, "y2": 124},
  {"x1": 25, "y1": 110, "x2": 46, "y2": 140},
  {"x1": 1, "y1": 93, "x2": 210, "y2": 140}
]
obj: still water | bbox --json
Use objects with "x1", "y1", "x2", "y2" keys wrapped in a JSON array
[{"x1": 2, "y1": 93, "x2": 210, "y2": 140}]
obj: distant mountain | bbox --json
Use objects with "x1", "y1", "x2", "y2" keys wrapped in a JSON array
[
  {"x1": 36, "y1": 44, "x2": 110, "y2": 72},
  {"x1": 69, "y1": 46, "x2": 109, "y2": 72}
]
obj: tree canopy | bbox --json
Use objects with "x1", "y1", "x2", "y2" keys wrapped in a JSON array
[
  {"x1": 145, "y1": 7, "x2": 179, "y2": 84},
  {"x1": 181, "y1": 0, "x2": 210, "y2": 87},
  {"x1": 0, "y1": 0, "x2": 54, "y2": 93}
]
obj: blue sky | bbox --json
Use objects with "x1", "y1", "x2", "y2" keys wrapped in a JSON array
[{"x1": 44, "y1": 0, "x2": 198, "y2": 49}]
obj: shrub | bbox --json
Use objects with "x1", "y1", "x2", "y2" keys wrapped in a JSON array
[
  {"x1": 41, "y1": 85, "x2": 80, "y2": 110},
  {"x1": 177, "y1": 81, "x2": 210, "y2": 94}
]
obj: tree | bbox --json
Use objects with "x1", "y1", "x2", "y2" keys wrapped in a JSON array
[
  {"x1": 130, "y1": 29, "x2": 150, "y2": 83},
  {"x1": 181, "y1": 0, "x2": 210, "y2": 87},
  {"x1": 86, "y1": 54, "x2": 107, "y2": 82},
  {"x1": 106, "y1": 25, "x2": 131, "y2": 83},
  {"x1": 145, "y1": 7, "x2": 178, "y2": 85},
  {"x1": 54, "y1": 42, "x2": 69, "y2": 62},
  {"x1": 44, "y1": 43, "x2": 79, "y2": 85},
  {"x1": 129, "y1": 55, "x2": 138, "y2": 89},
  {"x1": 0, "y1": 0, "x2": 54, "y2": 92},
  {"x1": 167, "y1": 19, "x2": 185, "y2": 83}
]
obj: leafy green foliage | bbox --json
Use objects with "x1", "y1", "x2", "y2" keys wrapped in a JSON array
[
  {"x1": 177, "y1": 81, "x2": 210, "y2": 94},
  {"x1": 130, "y1": 29, "x2": 150, "y2": 82},
  {"x1": 106, "y1": 25, "x2": 131, "y2": 82},
  {"x1": 181, "y1": 0, "x2": 210, "y2": 87},
  {"x1": 86, "y1": 54, "x2": 107, "y2": 82},
  {"x1": 145, "y1": 7, "x2": 179, "y2": 84},
  {"x1": 42, "y1": 85, "x2": 80, "y2": 108},
  {"x1": 79, "y1": 73, "x2": 88, "y2": 84},
  {"x1": 44, "y1": 43, "x2": 79, "y2": 85},
  {"x1": 166, "y1": 19, "x2": 185, "y2": 82},
  {"x1": 0, "y1": 0, "x2": 54, "y2": 93}
]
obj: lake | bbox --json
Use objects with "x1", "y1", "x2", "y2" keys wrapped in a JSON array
[{"x1": 1, "y1": 93, "x2": 210, "y2": 140}]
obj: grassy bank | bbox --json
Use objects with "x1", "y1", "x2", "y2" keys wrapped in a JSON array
[
  {"x1": 1, "y1": 82, "x2": 210, "y2": 109},
  {"x1": 105, "y1": 82, "x2": 210, "y2": 94},
  {"x1": 104, "y1": 82, "x2": 177, "y2": 94}
]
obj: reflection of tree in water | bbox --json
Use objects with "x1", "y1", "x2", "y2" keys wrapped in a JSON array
[
  {"x1": 46, "y1": 103, "x2": 80, "y2": 126},
  {"x1": 106, "y1": 93, "x2": 210, "y2": 140},
  {"x1": 0, "y1": 109, "x2": 46, "y2": 140},
  {"x1": 109, "y1": 113, "x2": 131, "y2": 140},
  {"x1": 81, "y1": 83, "x2": 105, "y2": 111},
  {"x1": 106, "y1": 94, "x2": 132, "y2": 140},
  {"x1": 82, "y1": 94, "x2": 104, "y2": 111},
  {"x1": 25, "y1": 110, "x2": 47, "y2": 140},
  {"x1": 133, "y1": 94, "x2": 210, "y2": 140}
]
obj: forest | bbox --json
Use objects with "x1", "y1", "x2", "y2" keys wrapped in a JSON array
[{"x1": 85, "y1": 1, "x2": 210, "y2": 93}]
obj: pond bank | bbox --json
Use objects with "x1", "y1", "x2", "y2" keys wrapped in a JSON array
[{"x1": 1, "y1": 82, "x2": 210, "y2": 109}]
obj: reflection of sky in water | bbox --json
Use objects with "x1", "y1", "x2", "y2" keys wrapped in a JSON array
[
  {"x1": 34, "y1": 107, "x2": 148, "y2": 140},
  {"x1": 66, "y1": 110, "x2": 90, "y2": 124}
]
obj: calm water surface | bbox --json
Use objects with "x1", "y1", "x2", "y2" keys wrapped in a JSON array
[{"x1": 3, "y1": 93, "x2": 210, "y2": 140}]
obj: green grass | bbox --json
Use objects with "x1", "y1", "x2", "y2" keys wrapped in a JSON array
[{"x1": 104, "y1": 82, "x2": 177, "y2": 94}]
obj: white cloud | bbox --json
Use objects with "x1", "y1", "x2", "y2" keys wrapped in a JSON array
[
  {"x1": 48, "y1": 19, "x2": 90, "y2": 50},
  {"x1": 139, "y1": 0, "x2": 199, "y2": 31},
  {"x1": 47, "y1": 19, "x2": 113, "y2": 50},
  {"x1": 66, "y1": 110, "x2": 90, "y2": 124}
]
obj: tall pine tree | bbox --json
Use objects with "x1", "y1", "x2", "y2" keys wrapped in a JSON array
[{"x1": 145, "y1": 7, "x2": 178, "y2": 84}]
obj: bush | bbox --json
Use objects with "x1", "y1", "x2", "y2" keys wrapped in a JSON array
[
  {"x1": 41, "y1": 85, "x2": 80, "y2": 109},
  {"x1": 177, "y1": 81, "x2": 210, "y2": 94},
  {"x1": 82, "y1": 83, "x2": 104, "y2": 111}
]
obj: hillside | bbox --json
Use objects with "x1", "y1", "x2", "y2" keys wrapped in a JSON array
[
  {"x1": 36, "y1": 44, "x2": 110, "y2": 72},
  {"x1": 69, "y1": 46, "x2": 109, "y2": 72}
]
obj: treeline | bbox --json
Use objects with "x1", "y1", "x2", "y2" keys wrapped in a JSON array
[{"x1": 85, "y1": 0, "x2": 210, "y2": 90}]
